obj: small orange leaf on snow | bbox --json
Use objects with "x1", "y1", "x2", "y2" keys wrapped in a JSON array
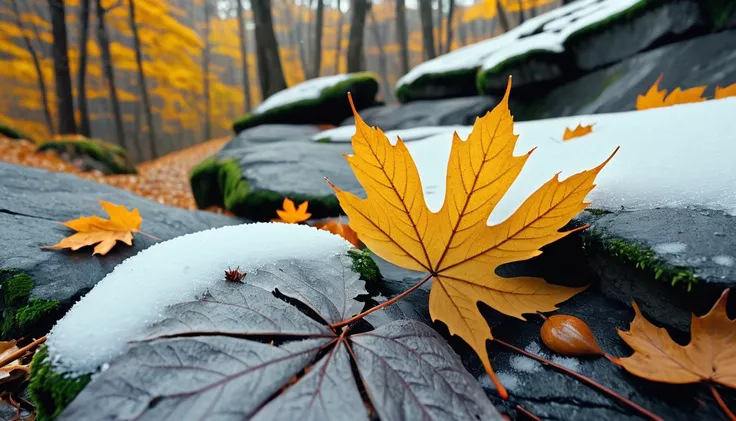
[
  {"x1": 562, "y1": 124, "x2": 594, "y2": 141},
  {"x1": 715, "y1": 82, "x2": 736, "y2": 100},
  {"x1": 272, "y1": 197, "x2": 311, "y2": 224},
  {"x1": 314, "y1": 220, "x2": 362, "y2": 248},
  {"x1": 636, "y1": 73, "x2": 707, "y2": 110}
]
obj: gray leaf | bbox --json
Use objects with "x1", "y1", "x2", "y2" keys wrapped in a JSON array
[
  {"x1": 351, "y1": 320, "x2": 502, "y2": 421},
  {"x1": 251, "y1": 341, "x2": 368, "y2": 421},
  {"x1": 363, "y1": 295, "x2": 428, "y2": 328},
  {"x1": 246, "y1": 254, "x2": 366, "y2": 324},
  {"x1": 58, "y1": 338, "x2": 329, "y2": 421}
]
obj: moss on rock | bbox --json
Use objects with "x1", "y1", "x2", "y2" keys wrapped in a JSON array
[
  {"x1": 0, "y1": 119, "x2": 34, "y2": 143},
  {"x1": 29, "y1": 346, "x2": 91, "y2": 421},
  {"x1": 396, "y1": 68, "x2": 479, "y2": 103},
  {"x1": 37, "y1": 137, "x2": 137, "y2": 175},
  {"x1": 233, "y1": 73, "x2": 380, "y2": 133},
  {"x1": 0, "y1": 270, "x2": 62, "y2": 340}
]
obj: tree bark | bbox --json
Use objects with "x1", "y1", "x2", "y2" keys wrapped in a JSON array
[
  {"x1": 458, "y1": 16, "x2": 467, "y2": 46},
  {"x1": 496, "y1": 0, "x2": 511, "y2": 32},
  {"x1": 419, "y1": 0, "x2": 436, "y2": 60},
  {"x1": 129, "y1": 0, "x2": 158, "y2": 158},
  {"x1": 436, "y1": 0, "x2": 443, "y2": 54},
  {"x1": 203, "y1": 0, "x2": 211, "y2": 141},
  {"x1": 368, "y1": 9, "x2": 393, "y2": 103},
  {"x1": 77, "y1": 0, "x2": 91, "y2": 137},
  {"x1": 12, "y1": 0, "x2": 54, "y2": 136},
  {"x1": 346, "y1": 0, "x2": 370, "y2": 73},
  {"x1": 95, "y1": 0, "x2": 126, "y2": 147},
  {"x1": 48, "y1": 0, "x2": 77, "y2": 135},
  {"x1": 236, "y1": 0, "x2": 252, "y2": 112},
  {"x1": 517, "y1": 0, "x2": 525, "y2": 25},
  {"x1": 251, "y1": 0, "x2": 287, "y2": 98},
  {"x1": 333, "y1": 0, "x2": 343, "y2": 74},
  {"x1": 310, "y1": 0, "x2": 324, "y2": 78},
  {"x1": 444, "y1": 0, "x2": 455, "y2": 53},
  {"x1": 395, "y1": 0, "x2": 409, "y2": 75},
  {"x1": 294, "y1": 0, "x2": 309, "y2": 78}
]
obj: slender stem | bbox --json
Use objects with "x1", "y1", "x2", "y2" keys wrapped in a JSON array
[
  {"x1": 710, "y1": 384, "x2": 736, "y2": 421},
  {"x1": 515, "y1": 405, "x2": 542, "y2": 421},
  {"x1": 0, "y1": 336, "x2": 46, "y2": 369},
  {"x1": 331, "y1": 273, "x2": 433, "y2": 329},
  {"x1": 493, "y1": 338, "x2": 664, "y2": 421},
  {"x1": 136, "y1": 230, "x2": 161, "y2": 241}
]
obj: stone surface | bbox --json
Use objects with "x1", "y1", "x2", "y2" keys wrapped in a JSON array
[
  {"x1": 584, "y1": 207, "x2": 736, "y2": 333},
  {"x1": 0, "y1": 162, "x2": 245, "y2": 340},
  {"x1": 339, "y1": 96, "x2": 500, "y2": 131},
  {"x1": 512, "y1": 30, "x2": 736, "y2": 121},
  {"x1": 219, "y1": 125, "x2": 323, "y2": 154}
]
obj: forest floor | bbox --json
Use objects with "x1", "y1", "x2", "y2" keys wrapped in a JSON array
[{"x1": 0, "y1": 136, "x2": 233, "y2": 215}]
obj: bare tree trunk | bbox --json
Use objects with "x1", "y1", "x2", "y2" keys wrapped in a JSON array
[
  {"x1": 77, "y1": 0, "x2": 91, "y2": 137},
  {"x1": 310, "y1": 0, "x2": 324, "y2": 78},
  {"x1": 203, "y1": 0, "x2": 211, "y2": 141},
  {"x1": 419, "y1": 0, "x2": 436, "y2": 60},
  {"x1": 436, "y1": 0, "x2": 443, "y2": 54},
  {"x1": 48, "y1": 0, "x2": 77, "y2": 135},
  {"x1": 237, "y1": 0, "x2": 252, "y2": 112},
  {"x1": 12, "y1": 0, "x2": 54, "y2": 137},
  {"x1": 333, "y1": 0, "x2": 343, "y2": 74},
  {"x1": 251, "y1": 0, "x2": 288, "y2": 98},
  {"x1": 517, "y1": 0, "x2": 525, "y2": 25},
  {"x1": 96, "y1": 0, "x2": 126, "y2": 147},
  {"x1": 346, "y1": 0, "x2": 370, "y2": 73},
  {"x1": 368, "y1": 9, "x2": 393, "y2": 102},
  {"x1": 295, "y1": 1, "x2": 309, "y2": 78},
  {"x1": 445, "y1": 0, "x2": 455, "y2": 52},
  {"x1": 396, "y1": 0, "x2": 409, "y2": 75},
  {"x1": 496, "y1": 0, "x2": 511, "y2": 32},
  {"x1": 458, "y1": 16, "x2": 467, "y2": 46},
  {"x1": 129, "y1": 0, "x2": 158, "y2": 158}
]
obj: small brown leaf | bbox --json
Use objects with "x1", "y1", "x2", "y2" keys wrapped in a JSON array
[
  {"x1": 0, "y1": 341, "x2": 30, "y2": 386},
  {"x1": 540, "y1": 314, "x2": 604, "y2": 357}
]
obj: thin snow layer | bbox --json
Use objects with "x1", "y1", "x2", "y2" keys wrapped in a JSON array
[
  {"x1": 478, "y1": 372, "x2": 521, "y2": 392},
  {"x1": 402, "y1": 98, "x2": 736, "y2": 223},
  {"x1": 712, "y1": 255, "x2": 734, "y2": 267},
  {"x1": 653, "y1": 242, "x2": 688, "y2": 254},
  {"x1": 481, "y1": 0, "x2": 643, "y2": 72},
  {"x1": 312, "y1": 125, "x2": 466, "y2": 144},
  {"x1": 252, "y1": 74, "x2": 352, "y2": 114},
  {"x1": 395, "y1": 0, "x2": 599, "y2": 88},
  {"x1": 45, "y1": 223, "x2": 353, "y2": 376}
]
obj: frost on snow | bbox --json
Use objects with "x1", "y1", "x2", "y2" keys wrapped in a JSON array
[
  {"x1": 398, "y1": 97, "x2": 736, "y2": 222},
  {"x1": 45, "y1": 223, "x2": 354, "y2": 377},
  {"x1": 396, "y1": 0, "x2": 642, "y2": 90},
  {"x1": 252, "y1": 74, "x2": 352, "y2": 114}
]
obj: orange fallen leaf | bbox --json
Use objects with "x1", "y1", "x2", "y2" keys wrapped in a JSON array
[
  {"x1": 272, "y1": 198, "x2": 311, "y2": 224},
  {"x1": 562, "y1": 123, "x2": 594, "y2": 141},
  {"x1": 42, "y1": 200, "x2": 156, "y2": 255},
  {"x1": 0, "y1": 341, "x2": 29, "y2": 386},
  {"x1": 715, "y1": 83, "x2": 736, "y2": 100},
  {"x1": 329, "y1": 76, "x2": 617, "y2": 398},
  {"x1": 636, "y1": 73, "x2": 707, "y2": 110},
  {"x1": 314, "y1": 220, "x2": 362, "y2": 248}
]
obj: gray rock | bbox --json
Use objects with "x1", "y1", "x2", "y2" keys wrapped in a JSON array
[
  {"x1": 0, "y1": 162, "x2": 245, "y2": 340},
  {"x1": 220, "y1": 124, "x2": 323, "y2": 154},
  {"x1": 513, "y1": 30, "x2": 736, "y2": 120},
  {"x1": 340, "y1": 96, "x2": 500, "y2": 130},
  {"x1": 583, "y1": 207, "x2": 736, "y2": 333}
]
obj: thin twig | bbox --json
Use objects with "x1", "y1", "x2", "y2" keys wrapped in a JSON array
[
  {"x1": 709, "y1": 384, "x2": 736, "y2": 421},
  {"x1": 493, "y1": 338, "x2": 664, "y2": 421},
  {"x1": 515, "y1": 404, "x2": 542, "y2": 421},
  {"x1": 0, "y1": 336, "x2": 46, "y2": 369},
  {"x1": 136, "y1": 230, "x2": 161, "y2": 241},
  {"x1": 331, "y1": 273, "x2": 433, "y2": 329}
]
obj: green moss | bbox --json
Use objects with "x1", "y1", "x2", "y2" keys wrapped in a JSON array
[
  {"x1": 38, "y1": 138, "x2": 137, "y2": 174},
  {"x1": 477, "y1": 49, "x2": 563, "y2": 94},
  {"x1": 1, "y1": 270, "x2": 62, "y2": 340},
  {"x1": 586, "y1": 208, "x2": 612, "y2": 216},
  {"x1": 29, "y1": 346, "x2": 91, "y2": 421},
  {"x1": 702, "y1": 0, "x2": 736, "y2": 30},
  {"x1": 0, "y1": 121, "x2": 34, "y2": 143},
  {"x1": 396, "y1": 68, "x2": 479, "y2": 103},
  {"x1": 234, "y1": 190, "x2": 341, "y2": 222},
  {"x1": 348, "y1": 249, "x2": 382, "y2": 284},
  {"x1": 585, "y1": 233, "x2": 699, "y2": 291},
  {"x1": 315, "y1": 137, "x2": 332, "y2": 143},
  {"x1": 233, "y1": 73, "x2": 379, "y2": 133}
]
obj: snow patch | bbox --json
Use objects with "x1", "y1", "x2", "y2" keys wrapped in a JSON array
[
  {"x1": 551, "y1": 355, "x2": 581, "y2": 372},
  {"x1": 479, "y1": 372, "x2": 521, "y2": 392},
  {"x1": 712, "y1": 255, "x2": 734, "y2": 267},
  {"x1": 312, "y1": 125, "x2": 467, "y2": 144},
  {"x1": 253, "y1": 74, "x2": 352, "y2": 114},
  {"x1": 653, "y1": 242, "x2": 688, "y2": 254},
  {"x1": 45, "y1": 223, "x2": 354, "y2": 377}
]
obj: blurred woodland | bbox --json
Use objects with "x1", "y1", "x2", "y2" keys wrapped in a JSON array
[{"x1": 0, "y1": 0, "x2": 560, "y2": 162}]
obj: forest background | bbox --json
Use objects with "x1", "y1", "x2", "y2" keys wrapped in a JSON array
[{"x1": 0, "y1": 0, "x2": 561, "y2": 163}]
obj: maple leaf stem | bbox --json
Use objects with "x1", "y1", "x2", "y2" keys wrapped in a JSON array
[
  {"x1": 515, "y1": 404, "x2": 542, "y2": 421},
  {"x1": 493, "y1": 338, "x2": 665, "y2": 421},
  {"x1": 0, "y1": 336, "x2": 46, "y2": 369},
  {"x1": 330, "y1": 273, "x2": 433, "y2": 329},
  {"x1": 709, "y1": 384, "x2": 736, "y2": 421},
  {"x1": 135, "y1": 230, "x2": 161, "y2": 241}
]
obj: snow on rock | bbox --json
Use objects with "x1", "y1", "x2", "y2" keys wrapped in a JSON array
[
  {"x1": 653, "y1": 242, "x2": 688, "y2": 254},
  {"x1": 396, "y1": 0, "x2": 641, "y2": 90},
  {"x1": 397, "y1": 97, "x2": 736, "y2": 223},
  {"x1": 45, "y1": 223, "x2": 354, "y2": 377},
  {"x1": 252, "y1": 74, "x2": 352, "y2": 114},
  {"x1": 312, "y1": 125, "x2": 466, "y2": 143},
  {"x1": 712, "y1": 255, "x2": 734, "y2": 267}
]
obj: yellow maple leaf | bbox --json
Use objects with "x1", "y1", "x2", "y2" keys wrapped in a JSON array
[
  {"x1": 715, "y1": 82, "x2": 736, "y2": 100},
  {"x1": 562, "y1": 123, "x2": 594, "y2": 141},
  {"x1": 636, "y1": 73, "x2": 707, "y2": 110},
  {"x1": 272, "y1": 197, "x2": 311, "y2": 224},
  {"x1": 329, "y1": 77, "x2": 618, "y2": 398},
  {"x1": 42, "y1": 200, "x2": 155, "y2": 255}
]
